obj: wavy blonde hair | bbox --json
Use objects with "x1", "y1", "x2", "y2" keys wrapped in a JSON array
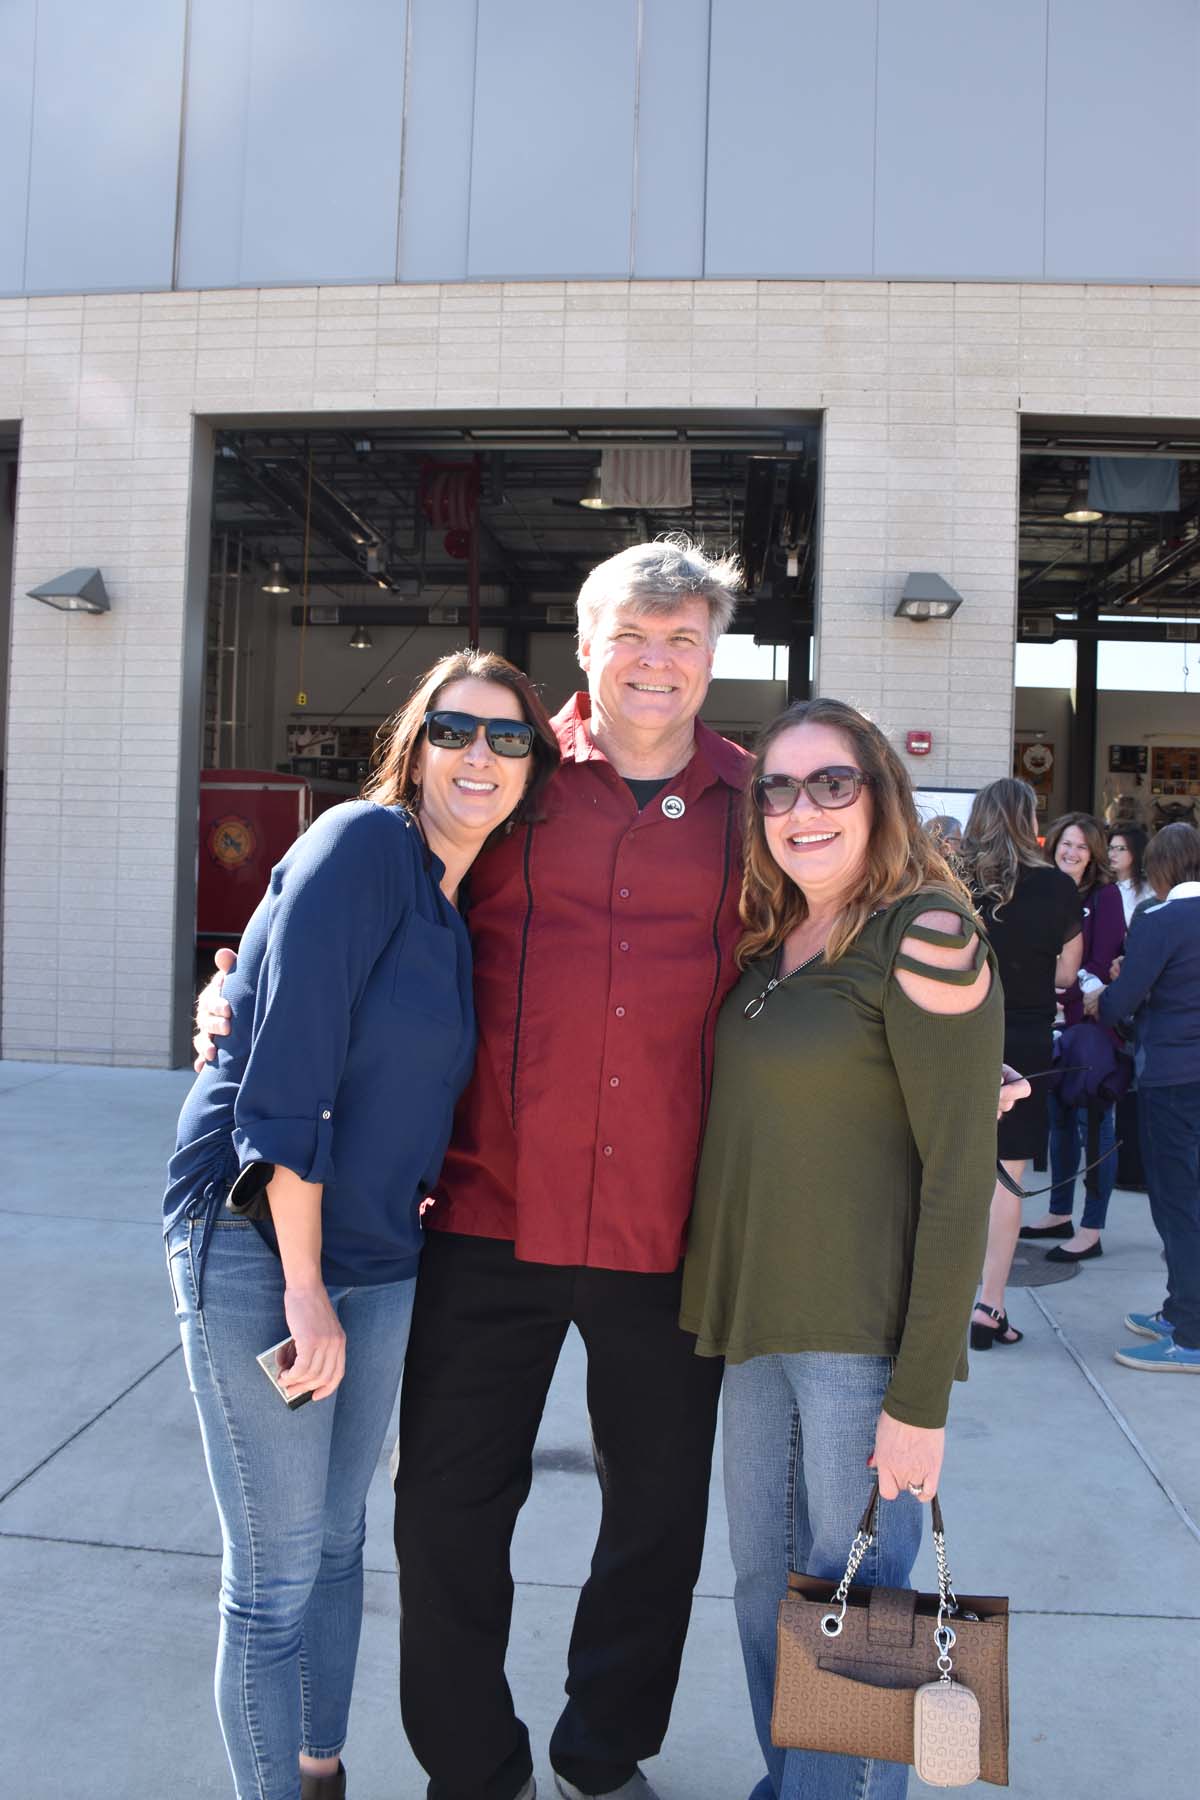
[
  {"x1": 738, "y1": 698, "x2": 969, "y2": 968},
  {"x1": 962, "y1": 778, "x2": 1046, "y2": 916}
]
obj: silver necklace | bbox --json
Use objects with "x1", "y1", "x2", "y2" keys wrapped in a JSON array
[{"x1": 743, "y1": 944, "x2": 826, "y2": 1020}]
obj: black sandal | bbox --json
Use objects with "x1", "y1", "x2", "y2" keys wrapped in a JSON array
[{"x1": 970, "y1": 1304, "x2": 1023, "y2": 1351}]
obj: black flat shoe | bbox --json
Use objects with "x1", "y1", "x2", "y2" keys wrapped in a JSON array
[
  {"x1": 301, "y1": 1765, "x2": 346, "y2": 1800},
  {"x1": 970, "y1": 1304, "x2": 1024, "y2": 1350},
  {"x1": 1018, "y1": 1221, "x2": 1073, "y2": 1240},
  {"x1": 1045, "y1": 1240, "x2": 1103, "y2": 1263}
]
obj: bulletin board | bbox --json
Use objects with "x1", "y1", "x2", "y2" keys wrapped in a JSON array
[{"x1": 1150, "y1": 744, "x2": 1200, "y2": 799}]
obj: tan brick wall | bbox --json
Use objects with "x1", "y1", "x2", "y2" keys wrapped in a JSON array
[{"x1": 3, "y1": 278, "x2": 1200, "y2": 1064}]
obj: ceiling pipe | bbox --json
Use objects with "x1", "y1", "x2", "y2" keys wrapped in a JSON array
[{"x1": 1020, "y1": 617, "x2": 1200, "y2": 643}]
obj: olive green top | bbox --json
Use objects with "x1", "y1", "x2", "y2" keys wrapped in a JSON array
[{"x1": 680, "y1": 890, "x2": 1003, "y2": 1430}]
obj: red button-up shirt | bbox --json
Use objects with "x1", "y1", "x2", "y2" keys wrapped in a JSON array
[{"x1": 428, "y1": 692, "x2": 752, "y2": 1272}]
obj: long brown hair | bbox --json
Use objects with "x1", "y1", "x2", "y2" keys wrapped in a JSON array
[
  {"x1": 738, "y1": 697, "x2": 968, "y2": 968},
  {"x1": 361, "y1": 649, "x2": 559, "y2": 838},
  {"x1": 962, "y1": 778, "x2": 1046, "y2": 914},
  {"x1": 1044, "y1": 811, "x2": 1111, "y2": 899}
]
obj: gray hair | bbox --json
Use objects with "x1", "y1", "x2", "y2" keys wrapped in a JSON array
[{"x1": 576, "y1": 536, "x2": 741, "y2": 650}]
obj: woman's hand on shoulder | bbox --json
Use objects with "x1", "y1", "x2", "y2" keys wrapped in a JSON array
[
  {"x1": 894, "y1": 908, "x2": 991, "y2": 1016},
  {"x1": 870, "y1": 1411, "x2": 945, "y2": 1502},
  {"x1": 192, "y1": 947, "x2": 235, "y2": 1071}
]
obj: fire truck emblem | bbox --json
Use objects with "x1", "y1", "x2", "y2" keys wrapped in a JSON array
[{"x1": 208, "y1": 815, "x2": 256, "y2": 869}]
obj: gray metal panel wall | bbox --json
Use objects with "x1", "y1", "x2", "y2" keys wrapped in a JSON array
[
  {"x1": 22, "y1": 0, "x2": 186, "y2": 294},
  {"x1": 179, "y1": 0, "x2": 408, "y2": 289},
  {"x1": 466, "y1": 0, "x2": 638, "y2": 279},
  {"x1": 0, "y1": 2, "x2": 36, "y2": 294},
  {"x1": 397, "y1": 0, "x2": 477, "y2": 283},
  {"x1": 8, "y1": 0, "x2": 1200, "y2": 293},
  {"x1": 1045, "y1": 0, "x2": 1200, "y2": 281},
  {"x1": 704, "y1": 0, "x2": 877, "y2": 277},
  {"x1": 874, "y1": 0, "x2": 1047, "y2": 279},
  {"x1": 174, "y1": 0, "x2": 252, "y2": 290},
  {"x1": 632, "y1": 0, "x2": 709, "y2": 278}
]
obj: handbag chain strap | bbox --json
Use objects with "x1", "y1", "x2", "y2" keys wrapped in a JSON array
[
  {"x1": 932, "y1": 1520, "x2": 960, "y2": 1682},
  {"x1": 820, "y1": 1484, "x2": 961, "y2": 1681},
  {"x1": 818, "y1": 1526, "x2": 873, "y2": 1638}
]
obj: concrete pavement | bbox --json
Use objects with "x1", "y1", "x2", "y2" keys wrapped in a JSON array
[{"x1": 2, "y1": 1060, "x2": 1197, "y2": 1798}]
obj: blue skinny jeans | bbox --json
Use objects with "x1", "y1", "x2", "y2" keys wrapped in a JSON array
[
  {"x1": 1047, "y1": 1091, "x2": 1117, "y2": 1229},
  {"x1": 722, "y1": 1352, "x2": 924, "y2": 1800},
  {"x1": 166, "y1": 1214, "x2": 414, "y2": 1800}
]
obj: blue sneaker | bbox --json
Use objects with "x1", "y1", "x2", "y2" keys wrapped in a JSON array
[
  {"x1": 1114, "y1": 1339, "x2": 1200, "y2": 1373},
  {"x1": 1124, "y1": 1310, "x2": 1174, "y2": 1339}
]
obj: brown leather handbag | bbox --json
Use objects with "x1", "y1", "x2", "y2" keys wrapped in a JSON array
[{"x1": 771, "y1": 1485, "x2": 1010, "y2": 1786}]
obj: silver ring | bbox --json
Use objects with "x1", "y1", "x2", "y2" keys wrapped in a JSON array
[{"x1": 907, "y1": 1482, "x2": 925, "y2": 1497}]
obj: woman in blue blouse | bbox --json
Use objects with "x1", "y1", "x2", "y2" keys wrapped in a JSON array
[{"x1": 164, "y1": 650, "x2": 558, "y2": 1800}]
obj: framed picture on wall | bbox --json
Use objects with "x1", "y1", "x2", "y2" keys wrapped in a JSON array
[{"x1": 1014, "y1": 739, "x2": 1055, "y2": 810}]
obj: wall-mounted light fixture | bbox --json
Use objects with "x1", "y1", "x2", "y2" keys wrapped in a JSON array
[
  {"x1": 348, "y1": 623, "x2": 374, "y2": 651},
  {"x1": 894, "y1": 572, "x2": 963, "y2": 622},
  {"x1": 261, "y1": 559, "x2": 290, "y2": 593},
  {"x1": 27, "y1": 567, "x2": 111, "y2": 614}
]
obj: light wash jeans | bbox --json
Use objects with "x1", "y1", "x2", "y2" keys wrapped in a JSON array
[
  {"x1": 723, "y1": 1353, "x2": 924, "y2": 1800},
  {"x1": 166, "y1": 1214, "x2": 415, "y2": 1800}
]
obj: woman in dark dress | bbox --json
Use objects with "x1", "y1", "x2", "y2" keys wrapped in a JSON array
[
  {"x1": 962, "y1": 780, "x2": 1083, "y2": 1348},
  {"x1": 1021, "y1": 812, "x2": 1126, "y2": 1260}
]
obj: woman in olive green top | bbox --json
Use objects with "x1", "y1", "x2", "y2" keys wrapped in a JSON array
[{"x1": 681, "y1": 698, "x2": 1002, "y2": 1800}]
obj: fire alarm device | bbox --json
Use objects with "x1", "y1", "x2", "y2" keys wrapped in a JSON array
[{"x1": 906, "y1": 730, "x2": 932, "y2": 757}]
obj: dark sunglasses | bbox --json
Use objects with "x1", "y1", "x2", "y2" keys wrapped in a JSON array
[
  {"x1": 423, "y1": 710, "x2": 534, "y2": 759},
  {"x1": 753, "y1": 767, "x2": 872, "y2": 816}
]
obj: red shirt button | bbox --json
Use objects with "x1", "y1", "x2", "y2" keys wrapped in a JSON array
[
  {"x1": 619, "y1": 887, "x2": 630, "y2": 898},
  {"x1": 602, "y1": 1144, "x2": 613, "y2": 1157},
  {"x1": 619, "y1": 940, "x2": 629, "y2": 951},
  {"x1": 615, "y1": 1006, "x2": 626, "y2": 1018},
  {"x1": 609, "y1": 1076, "x2": 620, "y2": 1088}
]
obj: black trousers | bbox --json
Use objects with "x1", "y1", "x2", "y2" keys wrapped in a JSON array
[{"x1": 394, "y1": 1231, "x2": 724, "y2": 1800}]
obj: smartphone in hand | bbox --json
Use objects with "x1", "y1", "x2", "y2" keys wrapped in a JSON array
[{"x1": 256, "y1": 1336, "x2": 313, "y2": 1410}]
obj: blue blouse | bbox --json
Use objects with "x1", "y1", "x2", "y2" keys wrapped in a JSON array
[{"x1": 164, "y1": 803, "x2": 475, "y2": 1288}]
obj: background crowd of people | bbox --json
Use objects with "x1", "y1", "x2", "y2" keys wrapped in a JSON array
[{"x1": 934, "y1": 794, "x2": 1200, "y2": 1381}]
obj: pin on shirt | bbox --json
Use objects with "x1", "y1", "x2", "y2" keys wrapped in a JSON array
[{"x1": 661, "y1": 795, "x2": 686, "y2": 820}]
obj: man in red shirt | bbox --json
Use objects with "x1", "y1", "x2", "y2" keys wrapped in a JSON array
[{"x1": 396, "y1": 541, "x2": 748, "y2": 1800}]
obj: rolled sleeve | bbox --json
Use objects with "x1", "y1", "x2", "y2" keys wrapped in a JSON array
[
  {"x1": 231, "y1": 1107, "x2": 335, "y2": 1186},
  {"x1": 232, "y1": 805, "x2": 415, "y2": 1185}
]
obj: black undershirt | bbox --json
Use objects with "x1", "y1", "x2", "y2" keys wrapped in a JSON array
[{"x1": 624, "y1": 776, "x2": 672, "y2": 810}]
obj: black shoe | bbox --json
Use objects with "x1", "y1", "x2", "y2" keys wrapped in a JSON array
[
  {"x1": 970, "y1": 1304, "x2": 1024, "y2": 1351},
  {"x1": 1018, "y1": 1221, "x2": 1073, "y2": 1240},
  {"x1": 1045, "y1": 1240, "x2": 1103, "y2": 1263},
  {"x1": 301, "y1": 1765, "x2": 346, "y2": 1800}
]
